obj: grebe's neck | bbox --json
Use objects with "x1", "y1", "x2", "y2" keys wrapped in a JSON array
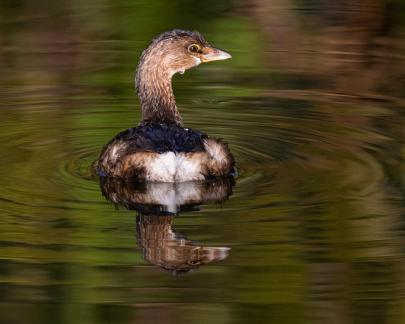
[{"x1": 135, "y1": 55, "x2": 182, "y2": 126}]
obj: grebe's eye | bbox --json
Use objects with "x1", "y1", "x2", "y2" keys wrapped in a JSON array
[{"x1": 188, "y1": 44, "x2": 200, "y2": 53}]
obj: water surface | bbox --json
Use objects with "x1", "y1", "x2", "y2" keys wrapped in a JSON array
[{"x1": 0, "y1": 1, "x2": 405, "y2": 323}]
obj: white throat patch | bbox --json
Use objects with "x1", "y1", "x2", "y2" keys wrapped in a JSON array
[{"x1": 193, "y1": 56, "x2": 202, "y2": 66}]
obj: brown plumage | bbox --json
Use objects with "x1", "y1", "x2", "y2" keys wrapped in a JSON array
[
  {"x1": 99, "y1": 176, "x2": 234, "y2": 214},
  {"x1": 96, "y1": 29, "x2": 235, "y2": 182}
]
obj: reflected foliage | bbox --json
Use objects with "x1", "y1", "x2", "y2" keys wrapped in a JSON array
[{"x1": 0, "y1": 0, "x2": 404, "y2": 323}]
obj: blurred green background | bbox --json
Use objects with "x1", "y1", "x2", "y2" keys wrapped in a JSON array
[{"x1": 0, "y1": 0, "x2": 404, "y2": 323}]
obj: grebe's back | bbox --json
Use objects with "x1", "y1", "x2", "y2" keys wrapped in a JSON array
[{"x1": 97, "y1": 123, "x2": 234, "y2": 182}]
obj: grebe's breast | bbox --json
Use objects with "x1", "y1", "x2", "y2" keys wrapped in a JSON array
[{"x1": 97, "y1": 124, "x2": 234, "y2": 182}]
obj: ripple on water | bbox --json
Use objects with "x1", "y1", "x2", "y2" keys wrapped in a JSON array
[
  {"x1": 0, "y1": 91, "x2": 403, "y2": 295},
  {"x1": 1, "y1": 93, "x2": 397, "y2": 215}
]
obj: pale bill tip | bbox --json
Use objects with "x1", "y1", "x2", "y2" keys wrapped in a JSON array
[
  {"x1": 203, "y1": 49, "x2": 232, "y2": 62},
  {"x1": 215, "y1": 49, "x2": 232, "y2": 60}
]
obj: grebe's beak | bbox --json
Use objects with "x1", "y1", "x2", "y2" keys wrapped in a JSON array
[{"x1": 201, "y1": 47, "x2": 232, "y2": 63}]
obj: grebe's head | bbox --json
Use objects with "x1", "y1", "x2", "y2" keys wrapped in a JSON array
[
  {"x1": 138, "y1": 29, "x2": 231, "y2": 76},
  {"x1": 135, "y1": 29, "x2": 231, "y2": 125}
]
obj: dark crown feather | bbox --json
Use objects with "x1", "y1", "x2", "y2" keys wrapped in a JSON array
[{"x1": 150, "y1": 29, "x2": 208, "y2": 46}]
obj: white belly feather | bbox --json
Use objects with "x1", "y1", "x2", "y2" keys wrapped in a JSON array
[
  {"x1": 147, "y1": 152, "x2": 205, "y2": 182},
  {"x1": 100, "y1": 137, "x2": 232, "y2": 182}
]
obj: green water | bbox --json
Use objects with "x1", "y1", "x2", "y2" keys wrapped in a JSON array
[{"x1": 1, "y1": 1, "x2": 405, "y2": 323}]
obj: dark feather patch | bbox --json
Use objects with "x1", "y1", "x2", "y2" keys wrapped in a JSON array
[
  {"x1": 151, "y1": 29, "x2": 208, "y2": 47},
  {"x1": 115, "y1": 123, "x2": 207, "y2": 154}
]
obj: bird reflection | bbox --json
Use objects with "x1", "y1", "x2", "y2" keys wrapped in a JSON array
[{"x1": 100, "y1": 177, "x2": 233, "y2": 274}]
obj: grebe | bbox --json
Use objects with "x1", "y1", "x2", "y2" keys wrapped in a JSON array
[{"x1": 97, "y1": 29, "x2": 235, "y2": 182}]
